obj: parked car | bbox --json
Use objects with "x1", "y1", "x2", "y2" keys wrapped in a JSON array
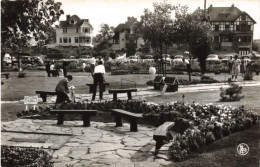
[
  {"x1": 221, "y1": 53, "x2": 237, "y2": 65},
  {"x1": 206, "y1": 54, "x2": 220, "y2": 64},
  {"x1": 21, "y1": 56, "x2": 33, "y2": 65},
  {"x1": 162, "y1": 54, "x2": 171, "y2": 64},
  {"x1": 174, "y1": 55, "x2": 183, "y2": 59},
  {"x1": 129, "y1": 55, "x2": 140, "y2": 62}
]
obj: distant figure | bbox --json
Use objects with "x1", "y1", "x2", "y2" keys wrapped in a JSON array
[
  {"x1": 92, "y1": 61, "x2": 106, "y2": 101},
  {"x1": 231, "y1": 55, "x2": 240, "y2": 82},
  {"x1": 90, "y1": 57, "x2": 96, "y2": 77},
  {"x1": 62, "y1": 62, "x2": 69, "y2": 77},
  {"x1": 50, "y1": 63, "x2": 55, "y2": 77},
  {"x1": 240, "y1": 57, "x2": 245, "y2": 75},
  {"x1": 228, "y1": 56, "x2": 233, "y2": 75},
  {"x1": 45, "y1": 62, "x2": 51, "y2": 77},
  {"x1": 55, "y1": 75, "x2": 73, "y2": 103},
  {"x1": 82, "y1": 62, "x2": 86, "y2": 72}
]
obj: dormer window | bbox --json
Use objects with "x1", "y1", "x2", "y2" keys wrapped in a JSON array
[{"x1": 70, "y1": 19, "x2": 76, "y2": 24}]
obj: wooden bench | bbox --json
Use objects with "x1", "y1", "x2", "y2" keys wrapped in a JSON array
[
  {"x1": 36, "y1": 91, "x2": 57, "y2": 102},
  {"x1": 49, "y1": 110, "x2": 98, "y2": 127},
  {"x1": 1, "y1": 73, "x2": 10, "y2": 79},
  {"x1": 153, "y1": 122, "x2": 176, "y2": 155},
  {"x1": 110, "y1": 109, "x2": 142, "y2": 132},
  {"x1": 86, "y1": 83, "x2": 109, "y2": 94},
  {"x1": 108, "y1": 88, "x2": 137, "y2": 101}
]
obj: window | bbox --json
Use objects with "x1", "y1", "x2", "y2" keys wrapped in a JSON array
[
  {"x1": 68, "y1": 37, "x2": 71, "y2": 43},
  {"x1": 59, "y1": 37, "x2": 62, "y2": 43},
  {"x1": 215, "y1": 25, "x2": 219, "y2": 31},
  {"x1": 82, "y1": 27, "x2": 89, "y2": 33},
  {"x1": 236, "y1": 25, "x2": 240, "y2": 31},
  {"x1": 241, "y1": 24, "x2": 247, "y2": 32},
  {"x1": 230, "y1": 25, "x2": 234, "y2": 31},
  {"x1": 70, "y1": 20, "x2": 75, "y2": 24},
  {"x1": 63, "y1": 37, "x2": 68, "y2": 43},
  {"x1": 76, "y1": 28, "x2": 79, "y2": 33},
  {"x1": 248, "y1": 36, "x2": 252, "y2": 42},
  {"x1": 75, "y1": 37, "x2": 78, "y2": 43},
  {"x1": 63, "y1": 28, "x2": 67, "y2": 33},
  {"x1": 225, "y1": 25, "x2": 230, "y2": 31},
  {"x1": 242, "y1": 36, "x2": 247, "y2": 42},
  {"x1": 78, "y1": 37, "x2": 90, "y2": 43},
  {"x1": 247, "y1": 25, "x2": 251, "y2": 31},
  {"x1": 221, "y1": 35, "x2": 232, "y2": 42}
]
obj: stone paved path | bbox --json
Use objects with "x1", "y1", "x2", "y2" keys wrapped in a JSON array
[{"x1": 2, "y1": 119, "x2": 173, "y2": 167}]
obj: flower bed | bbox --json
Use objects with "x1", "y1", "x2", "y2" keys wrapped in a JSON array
[
  {"x1": 1, "y1": 146, "x2": 53, "y2": 167},
  {"x1": 16, "y1": 100, "x2": 258, "y2": 162}
]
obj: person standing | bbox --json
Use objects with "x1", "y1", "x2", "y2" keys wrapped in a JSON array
[
  {"x1": 62, "y1": 62, "x2": 69, "y2": 77},
  {"x1": 92, "y1": 61, "x2": 106, "y2": 101},
  {"x1": 50, "y1": 62, "x2": 55, "y2": 77},
  {"x1": 45, "y1": 62, "x2": 51, "y2": 77},
  {"x1": 231, "y1": 55, "x2": 240, "y2": 82},
  {"x1": 240, "y1": 57, "x2": 245, "y2": 76},
  {"x1": 228, "y1": 56, "x2": 233, "y2": 75},
  {"x1": 82, "y1": 62, "x2": 86, "y2": 72},
  {"x1": 55, "y1": 75, "x2": 73, "y2": 103},
  {"x1": 90, "y1": 57, "x2": 96, "y2": 77}
]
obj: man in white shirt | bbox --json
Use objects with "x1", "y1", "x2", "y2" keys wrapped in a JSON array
[
  {"x1": 50, "y1": 63, "x2": 55, "y2": 77},
  {"x1": 92, "y1": 61, "x2": 106, "y2": 100}
]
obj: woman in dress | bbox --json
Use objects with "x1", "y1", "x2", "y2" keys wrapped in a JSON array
[{"x1": 231, "y1": 55, "x2": 240, "y2": 82}]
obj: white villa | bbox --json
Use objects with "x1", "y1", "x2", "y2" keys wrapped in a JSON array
[{"x1": 55, "y1": 15, "x2": 94, "y2": 47}]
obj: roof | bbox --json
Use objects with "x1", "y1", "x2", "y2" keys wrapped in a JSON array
[
  {"x1": 114, "y1": 17, "x2": 136, "y2": 32},
  {"x1": 59, "y1": 15, "x2": 93, "y2": 29},
  {"x1": 208, "y1": 6, "x2": 256, "y2": 23}
]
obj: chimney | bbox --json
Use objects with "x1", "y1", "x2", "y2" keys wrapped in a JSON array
[
  {"x1": 66, "y1": 15, "x2": 70, "y2": 20},
  {"x1": 204, "y1": 0, "x2": 206, "y2": 10},
  {"x1": 231, "y1": 4, "x2": 234, "y2": 7}
]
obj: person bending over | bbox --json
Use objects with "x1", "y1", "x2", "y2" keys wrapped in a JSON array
[
  {"x1": 92, "y1": 61, "x2": 106, "y2": 101},
  {"x1": 55, "y1": 75, "x2": 73, "y2": 103}
]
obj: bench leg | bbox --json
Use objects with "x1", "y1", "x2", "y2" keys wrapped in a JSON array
[
  {"x1": 113, "y1": 93, "x2": 117, "y2": 101},
  {"x1": 57, "y1": 114, "x2": 64, "y2": 125},
  {"x1": 129, "y1": 118, "x2": 138, "y2": 132},
  {"x1": 115, "y1": 115, "x2": 123, "y2": 127},
  {"x1": 154, "y1": 139, "x2": 164, "y2": 155},
  {"x1": 40, "y1": 94, "x2": 47, "y2": 102},
  {"x1": 127, "y1": 92, "x2": 132, "y2": 100},
  {"x1": 83, "y1": 114, "x2": 90, "y2": 127}
]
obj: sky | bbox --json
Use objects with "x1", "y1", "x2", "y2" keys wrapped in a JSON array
[{"x1": 57, "y1": 0, "x2": 260, "y2": 39}]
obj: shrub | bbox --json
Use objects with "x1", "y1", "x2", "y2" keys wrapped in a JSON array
[
  {"x1": 18, "y1": 71, "x2": 26, "y2": 78},
  {"x1": 220, "y1": 83, "x2": 244, "y2": 101},
  {"x1": 146, "y1": 80, "x2": 154, "y2": 86},
  {"x1": 1, "y1": 146, "x2": 53, "y2": 167}
]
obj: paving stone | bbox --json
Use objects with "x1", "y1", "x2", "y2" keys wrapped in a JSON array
[
  {"x1": 69, "y1": 150, "x2": 88, "y2": 159},
  {"x1": 90, "y1": 142, "x2": 124, "y2": 153},
  {"x1": 64, "y1": 142, "x2": 80, "y2": 147},
  {"x1": 52, "y1": 146, "x2": 72, "y2": 158},
  {"x1": 79, "y1": 160, "x2": 92, "y2": 166},
  {"x1": 131, "y1": 151, "x2": 154, "y2": 161},
  {"x1": 134, "y1": 161, "x2": 163, "y2": 167},
  {"x1": 53, "y1": 162, "x2": 66, "y2": 167},
  {"x1": 53, "y1": 156, "x2": 71, "y2": 163},
  {"x1": 155, "y1": 159, "x2": 172, "y2": 166},
  {"x1": 122, "y1": 146, "x2": 142, "y2": 151},
  {"x1": 116, "y1": 149, "x2": 136, "y2": 158},
  {"x1": 124, "y1": 139, "x2": 152, "y2": 147},
  {"x1": 80, "y1": 152, "x2": 107, "y2": 160},
  {"x1": 139, "y1": 144, "x2": 155, "y2": 152}
]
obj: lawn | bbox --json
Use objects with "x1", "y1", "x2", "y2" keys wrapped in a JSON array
[{"x1": 1, "y1": 70, "x2": 260, "y2": 166}]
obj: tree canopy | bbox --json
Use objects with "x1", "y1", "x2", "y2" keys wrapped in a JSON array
[{"x1": 1, "y1": 0, "x2": 64, "y2": 53}]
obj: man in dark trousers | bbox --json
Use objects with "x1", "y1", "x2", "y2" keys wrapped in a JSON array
[
  {"x1": 55, "y1": 75, "x2": 73, "y2": 103},
  {"x1": 45, "y1": 62, "x2": 51, "y2": 77},
  {"x1": 62, "y1": 61, "x2": 69, "y2": 77},
  {"x1": 92, "y1": 61, "x2": 106, "y2": 101}
]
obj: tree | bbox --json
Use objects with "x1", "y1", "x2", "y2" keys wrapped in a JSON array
[
  {"x1": 1, "y1": 0, "x2": 64, "y2": 70},
  {"x1": 174, "y1": 8, "x2": 213, "y2": 76},
  {"x1": 135, "y1": 1, "x2": 176, "y2": 76},
  {"x1": 99, "y1": 23, "x2": 114, "y2": 40}
]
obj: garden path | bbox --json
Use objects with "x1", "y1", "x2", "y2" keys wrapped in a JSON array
[{"x1": 2, "y1": 119, "x2": 172, "y2": 167}]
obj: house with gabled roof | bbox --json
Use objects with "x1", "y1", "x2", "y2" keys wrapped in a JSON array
[
  {"x1": 55, "y1": 15, "x2": 93, "y2": 47},
  {"x1": 112, "y1": 17, "x2": 144, "y2": 53},
  {"x1": 208, "y1": 4, "x2": 256, "y2": 55}
]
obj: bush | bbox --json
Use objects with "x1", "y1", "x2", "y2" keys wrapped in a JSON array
[
  {"x1": 18, "y1": 71, "x2": 26, "y2": 78},
  {"x1": 220, "y1": 83, "x2": 244, "y2": 101},
  {"x1": 1, "y1": 146, "x2": 53, "y2": 167}
]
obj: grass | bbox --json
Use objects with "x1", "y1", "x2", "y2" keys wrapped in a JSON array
[{"x1": 1, "y1": 71, "x2": 260, "y2": 166}]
